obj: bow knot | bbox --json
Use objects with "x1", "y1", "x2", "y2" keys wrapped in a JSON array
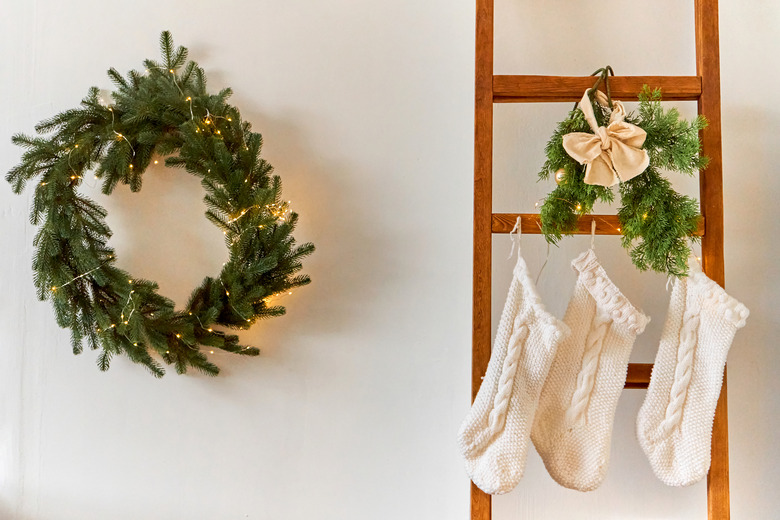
[
  {"x1": 595, "y1": 127, "x2": 610, "y2": 150},
  {"x1": 562, "y1": 90, "x2": 649, "y2": 187}
]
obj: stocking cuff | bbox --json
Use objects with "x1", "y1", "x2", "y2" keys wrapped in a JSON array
[
  {"x1": 572, "y1": 249, "x2": 650, "y2": 335},
  {"x1": 513, "y1": 252, "x2": 570, "y2": 341},
  {"x1": 688, "y1": 259, "x2": 749, "y2": 328}
]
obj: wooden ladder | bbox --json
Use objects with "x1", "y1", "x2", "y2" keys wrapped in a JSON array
[{"x1": 471, "y1": 0, "x2": 729, "y2": 518}]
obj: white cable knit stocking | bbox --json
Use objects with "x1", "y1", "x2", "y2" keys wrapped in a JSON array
[
  {"x1": 637, "y1": 258, "x2": 748, "y2": 486},
  {"x1": 458, "y1": 251, "x2": 568, "y2": 495},
  {"x1": 531, "y1": 249, "x2": 649, "y2": 492}
]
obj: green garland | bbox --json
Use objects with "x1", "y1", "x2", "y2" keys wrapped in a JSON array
[
  {"x1": 539, "y1": 82, "x2": 707, "y2": 277},
  {"x1": 6, "y1": 32, "x2": 314, "y2": 377}
]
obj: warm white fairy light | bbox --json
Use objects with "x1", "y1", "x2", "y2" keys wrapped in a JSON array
[
  {"x1": 227, "y1": 204, "x2": 260, "y2": 223},
  {"x1": 108, "y1": 107, "x2": 136, "y2": 157},
  {"x1": 266, "y1": 201, "x2": 292, "y2": 222},
  {"x1": 49, "y1": 256, "x2": 115, "y2": 292}
]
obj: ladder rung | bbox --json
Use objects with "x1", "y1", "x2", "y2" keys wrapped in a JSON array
[
  {"x1": 625, "y1": 363, "x2": 653, "y2": 389},
  {"x1": 493, "y1": 75, "x2": 702, "y2": 102},
  {"x1": 492, "y1": 213, "x2": 706, "y2": 236}
]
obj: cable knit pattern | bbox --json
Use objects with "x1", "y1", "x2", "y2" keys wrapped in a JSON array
[
  {"x1": 637, "y1": 257, "x2": 749, "y2": 487},
  {"x1": 487, "y1": 322, "x2": 528, "y2": 437},
  {"x1": 458, "y1": 251, "x2": 568, "y2": 495},
  {"x1": 659, "y1": 290, "x2": 700, "y2": 437},
  {"x1": 532, "y1": 249, "x2": 648, "y2": 492},
  {"x1": 565, "y1": 311, "x2": 611, "y2": 426}
]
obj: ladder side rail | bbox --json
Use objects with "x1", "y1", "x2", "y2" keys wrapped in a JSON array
[
  {"x1": 472, "y1": 0, "x2": 494, "y2": 517},
  {"x1": 695, "y1": 0, "x2": 730, "y2": 518}
]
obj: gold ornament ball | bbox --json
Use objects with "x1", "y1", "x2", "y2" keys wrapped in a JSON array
[{"x1": 555, "y1": 169, "x2": 566, "y2": 184}]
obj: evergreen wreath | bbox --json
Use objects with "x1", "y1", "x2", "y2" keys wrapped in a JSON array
[
  {"x1": 6, "y1": 32, "x2": 314, "y2": 377},
  {"x1": 538, "y1": 67, "x2": 707, "y2": 277}
]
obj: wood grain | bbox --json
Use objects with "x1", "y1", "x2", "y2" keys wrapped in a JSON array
[
  {"x1": 491, "y1": 213, "x2": 705, "y2": 236},
  {"x1": 625, "y1": 363, "x2": 653, "y2": 389},
  {"x1": 709, "y1": 369, "x2": 730, "y2": 519},
  {"x1": 696, "y1": 1, "x2": 730, "y2": 518},
  {"x1": 472, "y1": 0, "x2": 493, "y2": 516},
  {"x1": 493, "y1": 75, "x2": 702, "y2": 102}
]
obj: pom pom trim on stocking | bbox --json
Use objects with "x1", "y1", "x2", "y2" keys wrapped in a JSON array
[{"x1": 572, "y1": 249, "x2": 650, "y2": 335}]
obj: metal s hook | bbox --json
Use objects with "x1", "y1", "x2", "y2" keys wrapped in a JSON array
[{"x1": 574, "y1": 65, "x2": 615, "y2": 113}]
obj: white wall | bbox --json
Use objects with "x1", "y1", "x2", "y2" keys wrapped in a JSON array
[{"x1": 0, "y1": 1, "x2": 776, "y2": 519}]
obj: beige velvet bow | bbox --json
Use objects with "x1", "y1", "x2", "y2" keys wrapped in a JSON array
[{"x1": 562, "y1": 91, "x2": 650, "y2": 187}]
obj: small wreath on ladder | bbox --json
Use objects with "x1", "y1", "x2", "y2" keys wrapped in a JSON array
[
  {"x1": 6, "y1": 31, "x2": 314, "y2": 377},
  {"x1": 537, "y1": 66, "x2": 708, "y2": 277}
]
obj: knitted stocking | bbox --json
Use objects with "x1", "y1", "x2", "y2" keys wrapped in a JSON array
[
  {"x1": 531, "y1": 249, "x2": 649, "y2": 491},
  {"x1": 458, "y1": 251, "x2": 568, "y2": 495},
  {"x1": 636, "y1": 258, "x2": 748, "y2": 486}
]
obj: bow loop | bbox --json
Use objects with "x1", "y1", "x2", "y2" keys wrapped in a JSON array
[{"x1": 562, "y1": 91, "x2": 649, "y2": 187}]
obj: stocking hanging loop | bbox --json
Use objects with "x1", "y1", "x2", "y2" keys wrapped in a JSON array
[{"x1": 508, "y1": 216, "x2": 522, "y2": 259}]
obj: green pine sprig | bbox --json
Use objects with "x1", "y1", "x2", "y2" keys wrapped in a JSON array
[{"x1": 537, "y1": 85, "x2": 707, "y2": 277}]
